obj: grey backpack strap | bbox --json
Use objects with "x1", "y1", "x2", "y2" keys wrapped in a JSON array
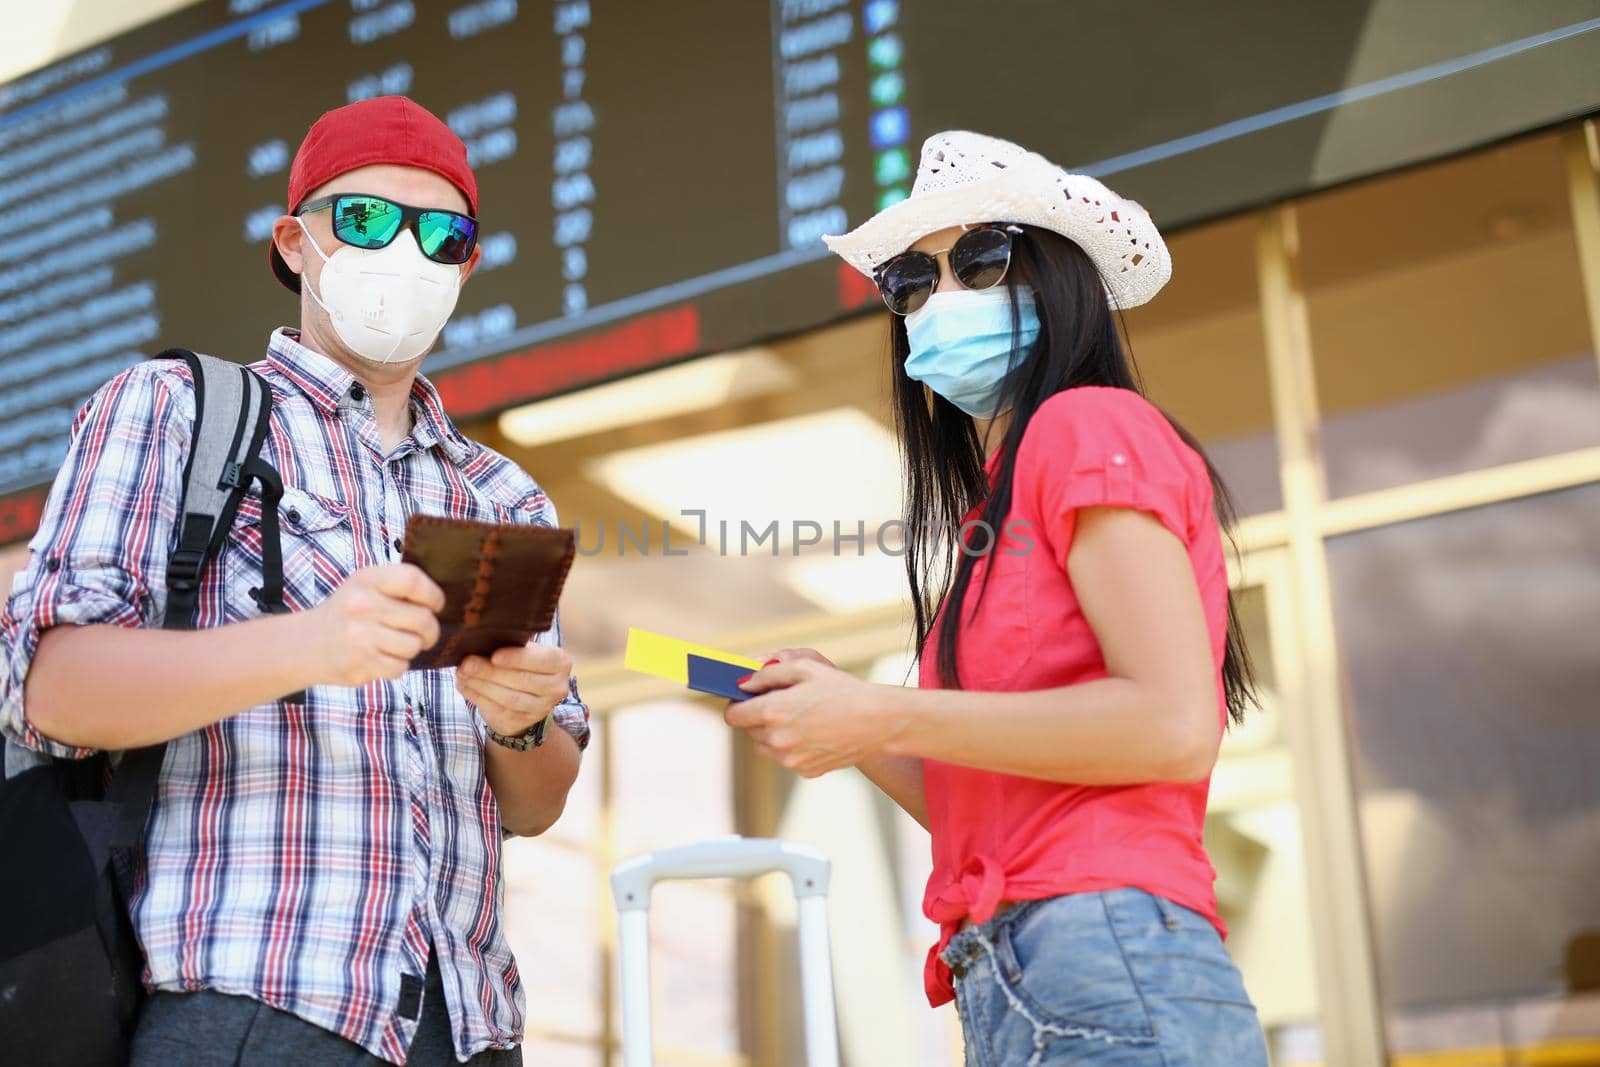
[{"x1": 157, "y1": 348, "x2": 281, "y2": 630}]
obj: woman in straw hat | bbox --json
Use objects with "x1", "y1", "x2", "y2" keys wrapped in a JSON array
[{"x1": 726, "y1": 131, "x2": 1269, "y2": 1064}]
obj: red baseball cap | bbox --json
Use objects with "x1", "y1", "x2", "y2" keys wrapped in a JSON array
[{"x1": 270, "y1": 95, "x2": 479, "y2": 293}]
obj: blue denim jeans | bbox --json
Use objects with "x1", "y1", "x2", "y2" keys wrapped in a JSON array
[{"x1": 942, "y1": 888, "x2": 1268, "y2": 1067}]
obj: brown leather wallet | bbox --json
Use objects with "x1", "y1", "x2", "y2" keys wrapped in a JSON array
[{"x1": 400, "y1": 514, "x2": 576, "y2": 670}]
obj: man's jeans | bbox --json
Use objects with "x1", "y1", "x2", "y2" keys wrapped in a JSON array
[{"x1": 128, "y1": 953, "x2": 521, "y2": 1066}]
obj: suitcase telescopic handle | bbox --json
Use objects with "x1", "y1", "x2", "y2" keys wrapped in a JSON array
[
  {"x1": 611, "y1": 835, "x2": 830, "y2": 907},
  {"x1": 610, "y1": 836, "x2": 839, "y2": 1067}
]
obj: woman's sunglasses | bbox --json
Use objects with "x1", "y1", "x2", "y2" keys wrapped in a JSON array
[
  {"x1": 873, "y1": 224, "x2": 1023, "y2": 315},
  {"x1": 296, "y1": 192, "x2": 479, "y2": 265}
]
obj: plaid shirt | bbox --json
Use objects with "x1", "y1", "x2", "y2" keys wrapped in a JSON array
[{"x1": 0, "y1": 329, "x2": 589, "y2": 1064}]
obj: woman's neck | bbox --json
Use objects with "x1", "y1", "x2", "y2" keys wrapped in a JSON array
[{"x1": 974, "y1": 412, "x2": 1012, "y2": 461}]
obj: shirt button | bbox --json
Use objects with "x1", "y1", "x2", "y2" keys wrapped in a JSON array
[
  {"x1": 45, "y1": 556, "x2": 61, "y2": 572},
  {"x1": 393, "y1": 537, "x2": 404, "y2": 553},
  {"x1": 285, "y1": 507, "x2": 302, "y2": 525},
  {"x1": 1111, "y1": 453, "x2": 1128, "y2": 466},
  {"x1": 350, "y1": 383, "x2": 367, "y2": 402}
]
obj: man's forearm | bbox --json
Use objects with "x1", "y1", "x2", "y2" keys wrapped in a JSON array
[
  {"x1": 26, "y1": 615, "x2": 316, "y2": 749},
  {"x1": 484, "y1": 725, "x2": 581, "y2": 836}
]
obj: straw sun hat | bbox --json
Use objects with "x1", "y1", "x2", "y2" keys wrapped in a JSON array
[{"x1": 823, "y1": 130, "x2": 1171, "y2": 308}]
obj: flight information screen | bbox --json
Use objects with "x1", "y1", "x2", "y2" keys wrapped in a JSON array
[{"x1": 1, "y1": 0, "x2": 1596, "y2": 539}]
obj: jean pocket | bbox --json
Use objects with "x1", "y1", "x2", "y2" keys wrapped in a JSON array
[{"x1": 981, "y1": 897, "x2": 1160, "y2": 1045}]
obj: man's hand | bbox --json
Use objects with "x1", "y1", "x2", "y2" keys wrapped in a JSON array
[
  {"x1": 457, "y1": 642, "x2": 573, "y2": 739},
  {"x1": 304, "y1": 564, "x2": 445, "y2": 688}
]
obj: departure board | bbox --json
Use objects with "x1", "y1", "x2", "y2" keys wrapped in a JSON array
[{"x1": 1, "y1": 0, "x2": 1597, "y2": 540}]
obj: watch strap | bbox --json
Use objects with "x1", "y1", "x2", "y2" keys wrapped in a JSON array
[{"x1": 487, "y1": 713, "x2": 550, "y2": 751}]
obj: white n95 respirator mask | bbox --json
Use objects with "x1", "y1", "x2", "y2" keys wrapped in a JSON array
[{"x1": 295, "y1": 217, "x2": 462, "y2": 366}]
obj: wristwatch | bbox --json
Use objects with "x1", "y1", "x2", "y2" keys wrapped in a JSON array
[{"x1": 486, "y1": 713, "x2": 551, "y2": 751}]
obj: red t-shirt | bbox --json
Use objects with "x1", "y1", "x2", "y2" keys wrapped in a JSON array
[{"x1": 918, "y1": 386, "x2": 1231, "y2": 1006}]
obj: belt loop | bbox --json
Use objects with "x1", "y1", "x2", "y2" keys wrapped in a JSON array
[{"x1": 993, "y1": 920, "x2": 1024, "y2": 985}]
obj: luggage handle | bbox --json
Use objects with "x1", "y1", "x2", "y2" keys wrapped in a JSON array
[
  {"x1": 611, "y1": 835, "x2": 829, "y2": 907},
  {"x1": 610, "y1": 836, "x2": 838, "y2": 1067}
]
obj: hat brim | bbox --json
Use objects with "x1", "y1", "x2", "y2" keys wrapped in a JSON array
[
  {"x1": 822, "y1": 173, "x2": 1017, "y2": 274},
  {"x1": 822, "y1": 166, "x2": 1171, "y2": 310}
]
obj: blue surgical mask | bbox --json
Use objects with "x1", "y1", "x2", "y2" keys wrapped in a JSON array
[{"x1": 903, "y1": 286, "x2": 1041, "y2": 419}]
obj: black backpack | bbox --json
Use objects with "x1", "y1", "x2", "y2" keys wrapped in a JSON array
[{"x1": 0, "y1": 350, "x2": 290, "y2": 1064}]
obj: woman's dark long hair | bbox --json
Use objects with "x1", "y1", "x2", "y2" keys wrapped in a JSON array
[{"x1": 892, "y1": 225, "x2": 1256, "y2": 723}]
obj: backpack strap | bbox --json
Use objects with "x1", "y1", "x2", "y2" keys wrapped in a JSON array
[
  {"x1": 105, "y1": 349, "x2": 290, "y2": 853},
  {"x1": 160, "y1": 349, "x2": 282, "y2": 629}
]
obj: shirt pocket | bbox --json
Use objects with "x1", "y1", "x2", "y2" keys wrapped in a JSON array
[
  {"x1": 225, "y1": 487, "x2": 354, "y2": 616},
  {"x1": 489, "y1": 496, "x2": 553, "y2": 528}
]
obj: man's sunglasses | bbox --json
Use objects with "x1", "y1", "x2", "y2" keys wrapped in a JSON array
[
  {"x1": 873, "y1": 224, "x2": 1023, "y2": 315},
  {"x1": 296, "y1": 193, "x2": 478, "y2": 265}
]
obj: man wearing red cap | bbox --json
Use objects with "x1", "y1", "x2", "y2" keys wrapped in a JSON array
[{"x1": 1, "y1": 97, "x2": 583, "y2": 1064}]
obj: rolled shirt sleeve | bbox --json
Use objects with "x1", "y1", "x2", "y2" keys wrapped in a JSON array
[
  {"x1": 1017, "y1": 386, "x2": 1208, "y2": 572},
  {"x1": 529, "y1": 611, "x2": 590, "y2": 749},
  {"x1": 1, "y1": 362, "x2": 192, "y2": 758}
]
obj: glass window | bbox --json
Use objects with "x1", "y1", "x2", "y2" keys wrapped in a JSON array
[
  {"x1": 517, "y1": 1038, "x2": 603, "y2": 1066},
  {"x1": 610, "y1": 700, "x2": 741, "y2": 1059},
  {"x1": 612, "y1": 699, "x2": 735, "y2": 857},
  {"x1": 634, "y1": 880, "x2": 740, "y2": 1058},
  {"x1": 1326, "y1": 483, "x2": 1600, "y2": 1061},
  {"x1": 502, "y1": 838, "x2": 602, "y2": 1041},
  {"x1": 1124, "y1": 215, "x2": 1283, "y2": 516},
  {"x1": 1300, "y1": 130, "x2": 1600, "y2": 498},
  {"x1": 546, "y1": 718, "x2": 602, "y2": 846},
  {"x1": 1206, "y1": 577, "x2": 1323, "y2": 1062},
  {"x1": 770, "y1": 770, "x2": 933, "y2": 1065}
]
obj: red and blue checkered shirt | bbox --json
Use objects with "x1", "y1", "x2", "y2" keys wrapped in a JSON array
[{"x1": 1, "y1": 329, "x2": 589, "y2": 1063}]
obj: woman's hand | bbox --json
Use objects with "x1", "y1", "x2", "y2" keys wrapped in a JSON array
[{"x1": 723, "y1": 648, "x2": 909, "y2": 777}]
